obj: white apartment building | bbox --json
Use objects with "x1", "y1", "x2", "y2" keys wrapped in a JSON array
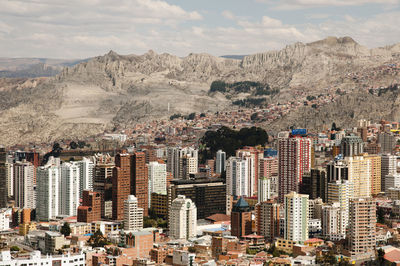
[
  {"x1": 124, "y1": 195, "x2": 143, "y2": 231},
  {"x1": 13, "y1": 161, "x2": 35, "y2": 209},
  {"x1": 284, "y1": 192, "x2": 309, "y2": 242},
  {"x1": 36, "y1": 165, "x2": 60, "y2": 221},
  {"x1": 169, "y1": 195, "x2": 197, "y2": 240},
  {"x1": 0, "y1": 250, "x2": 85, "y2": 266},
  {"x1": 148, "y1": 161, "x2": 167, "y2": 208},
  {"x1": 59, "y1": 162, "x2": 80, "y2": 217},
  {"x1": 77, "y1": 157, "x2": 94, "y2": 197}
]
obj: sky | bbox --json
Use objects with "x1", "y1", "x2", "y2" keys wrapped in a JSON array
[{"x1": 0, "y1": 0, "x2": 399, "y2": 59}]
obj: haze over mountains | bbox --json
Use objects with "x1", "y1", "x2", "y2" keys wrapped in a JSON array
[{"x1": 1, "y1": 36, "x2": 400, "y2": 146}]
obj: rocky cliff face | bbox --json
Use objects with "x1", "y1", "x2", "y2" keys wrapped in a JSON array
[{"x1": 1, "y1": 36, "x2": 400, "y2": 145}]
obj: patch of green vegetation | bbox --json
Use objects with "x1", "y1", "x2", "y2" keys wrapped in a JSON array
[
  {"x1": 209, "y1": 80, "x2": 279, "y2": 96},
  {"x1": 232, "y1": 97, "x2": 267, "y2": 107}
]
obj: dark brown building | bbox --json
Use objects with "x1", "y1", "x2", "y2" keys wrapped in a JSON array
[
  {"x1": 112, "y1": 153, "x2": 131, "y2": 220},
  {"x1": 93, "y1": 163, "x2": 114, "y2": 218},
  {"x1": 169, "y1": 178, "x2": 226, "y2": 219},
  {"x1": 231, "y1": 197, "x2": 252, "y2": 238},
  {"x1": 131, "y1": 152, "x2": 149, "y2": 216},
  {"x1": 77, "y1": 190, "x2": 101, "y2": 223},
  {"x1": 300, "y1": 168, "x2": 327, "y2": 201}
]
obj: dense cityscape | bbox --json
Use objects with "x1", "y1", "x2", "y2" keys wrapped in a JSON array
[{"x1": 1, "y1": 117, "x2": 400, "y2": 265}]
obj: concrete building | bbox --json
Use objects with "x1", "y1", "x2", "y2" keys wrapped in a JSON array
[
  {"x1": 0, "y1": 250, "x2": 85, "y2": 266},
  {"x1": 216, "y1": 150, "x2": 226, "y2": 174},
  {"x1": 0, "y1": 148, "x2": 6, "y2": 208},
  {"x1": 112, "y1": 153, "x2": 131, "y2": 220},
  {"x1": 226, "y1": 157, "x2": 250, "y2": 197},
  {"x1": 322, "y1": 202, "x2": 342, "y2": 241},
  {"x1": 124, "y1": 195, "x2": 143, "y2": 231},
  {"x1": 326, "y1": 160, "x2": 348, "y2": 183},
  {"x1": 384, "y1": 173, "x2": 400, "y2": 193},
  {"x1": 169, "y1": 195, "x2": 197, "y2": 240},
  {"x1": 0, "y1": 208, "x2": 11, "y2": 231},
  {"x1": 93, "y1": 162, "x2": 114, "y2": 218},
  {"x1": 256, "y1": 200, "x2": 280, "y2": 241},
  {"x1": 77, "y1": 157, "x2": 94, "y2": 198},
  {"x1": 363, "y1": 154, "x2": 381, "y2": 195},
  {"x1": 300, "y1": 168, "x2": 327, "y2": 201},
  {"x1": 36, "y1": 165, "x2": 60, "y2": 221},
  {"x1": 346, "y1": 156, "x2": 371, "y2": 198},
  {"x1": 257, "y1": 177, "x2": 271, "y2": 203},
  {"x1": 278, "y1": 133, "x2": 312, "y2": 202},
  {"x1": 347, "y1": 198, "x2": 376, "y2": 259},
  {"x1": 284, "y1": 192, "x2": 309, "y2": 242},
  {"x1": 381, "y1": 154, "x2": 397, "y2": 192},
  {"x1": 340, "y1": 135, "x2": 364, "y2": 157},
  {"x1": 148, "y1": 161, "x2": 167, "y2": 208},
  {"x1": 378, "y1": 132, "x2": 396, "y2": 154},
  {"x1": 59, "y1": 162, "x2": 80, "y2": 216},
  {"x1": 5, "y1": 162, "x2": 13, "y2": 199},
  {"x1": 327, "y1": 180, "x2": 353, "y2": 238},
  {"x1": 13, "y1": 161, "x2": 36, "y2": 209},
  {"x1": 170, "y1": 178, "x2": 226, "y2": 219}
]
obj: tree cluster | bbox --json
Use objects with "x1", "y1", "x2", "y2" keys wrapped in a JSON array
[
  {"x1": 43, "y1": 142, "x2": 63, "y2": 165},
  {"x1": 200, "y1": 126, "x2": 268, "y2": 162}
]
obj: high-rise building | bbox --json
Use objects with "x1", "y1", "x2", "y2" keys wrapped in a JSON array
[
  {"x1": 326, "y1": 160, "x2": 348, "y2": 183},
  {"x1": 340, "y1": 135, "x2": 364, "y2": 157},
  {"x1": 384, "y1": 173, "x2": 400, "y2": 193},
  {"x1": 0, "y1": 148, "x2": 7, "y2": 208},
  {"x1": 59, "y1": 162, "x2": 80, "y2": 216},
  {"x1": 77, "y1": 158, "x2": 94, "y2": 198},
  {"x1": 278, "y1": 133, "x2": 312, "y2": 202},
  {"x1": 169, "y1": 178, "x2": 226, "y2": 219},
  {"x1": 13, "y1": 162, "x2": 36, "y2": 209},
  {"x1": 231, "y1": 197, "x2": 252, "y2": 238},
  {"x1": 346, "y1": 156, "x2": 371, "y2": 198},
  {"x1": 216, "y1": 150, "x2": 226, "y2": 174},
  {"x1": 169, "y1": 195, "x2": 197, "y2": 240},
  {"x1": 381, "y1": 154, "x2": 397, "y2": 192},
  {"x1": 321, "y1": 202, "x2": 342, "y2": 241},
  {"x1": 347, "y1": 198, "x2": 376, "y2": 258},
  {"x1": 327, "y1": 180, "x2": 353, "y2": 239},
  {"x1": 363, "y1": 154, "x2": 381, "y2": 195},
  {"x1": 259, "y1": 157, "x2": 278, "y2": 179},
  {"x1": 255, "y1": 200, "x2": 280, "y2": 241},
  {"x1": 226, "y1": 157, "x2": 250, "y2": 197},
  {"x1": 124, "y1": 195, "x2": 143, "y2": 231},
  {"x1": 236, "y1": 147, "x2": 263, "y2": 194},
  {"x1": 167, "y1": 147, "x2": 198, "y2": 179},
  {"x1": 93, "y1": 162, "x2": 114, "y2": 218},
  {"x1": 6, "y1": 162, "x2": 13, "y2": 198},
  {"x1": 112, "y1": 153, "x2": 131, "y2": 220},
  {"x1": 77, "y1": 190, "x2": 101, "y2": 223},
  {"x1": 167, "y1": 147, "x2": 180, "y2": 179},
  {"x1": 378, "y1": 132, "x2": 396, "y2": 154},
  {"x1": 148, "y1": 161, "x2": 167, "y2": 208},
  {"x1": 257, "y1": 177, "x2": 271, "y2": 203},
  {"x1": 36, "y1": 165, "x2": 60, "y2": 221},
  {"x1": 284, "y1": 192, "x2": 309, "y2": 242},
  {"x1": 131, "y1": 152, "x2": 149, "y2": 216},
  {"x1": 300, "y1": 168, "x2": 327, "y2": 201}
]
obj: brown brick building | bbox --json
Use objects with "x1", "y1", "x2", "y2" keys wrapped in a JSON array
[
  {"x1": 77, "y1": 190, "x2": 101, "y2": 223},
  {"x1": 131, "y1": 152, "x2": 149, "y2": 216},
  {"x1": 112, "y1": 153, "x2": 131, "y2": 220},
  {"x1": 231, "y1": 197, "x2": 252, "y2": 239}
]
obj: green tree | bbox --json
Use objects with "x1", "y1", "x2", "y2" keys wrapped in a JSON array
[
  {"x1": 87, "y1": 230, "x2": 110, "y2": 248},
  {"x1": 10, "y1": 246, "x2": 20, "y2": 252},
  {"x1": 377, "y1": 208, "x2": 385, "y2": 224},
  {"x1": 60, "y1": 222, "x2": 71, "y2": 237},
  {"x1": 188, "y1": 247, "x2": 196, "y2": 253},
  {"x1": 70, "y1": 141, "x2": 78, "y2": 149}
]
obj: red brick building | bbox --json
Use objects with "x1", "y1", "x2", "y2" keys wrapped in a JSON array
[
  {"x1": 231, "y1": 197, "x2": 252, "y2": 238},
  {"x1": 77, "y1": 190, "x2": 101, "y2": 223},
  {"x1": 131, "y1": 152, "x2": 149, "y2": 216},
  {"x1": 112, "y1": 153, "x2": 131, "y2": 220}
]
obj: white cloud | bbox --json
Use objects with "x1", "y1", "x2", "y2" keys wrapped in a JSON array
[
  {"x1": 257, "y1": 0, "x2": 399, "y2": 9},
  {"x1": 222, "y1": 10, "x2": 235, "y2": 20}
]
